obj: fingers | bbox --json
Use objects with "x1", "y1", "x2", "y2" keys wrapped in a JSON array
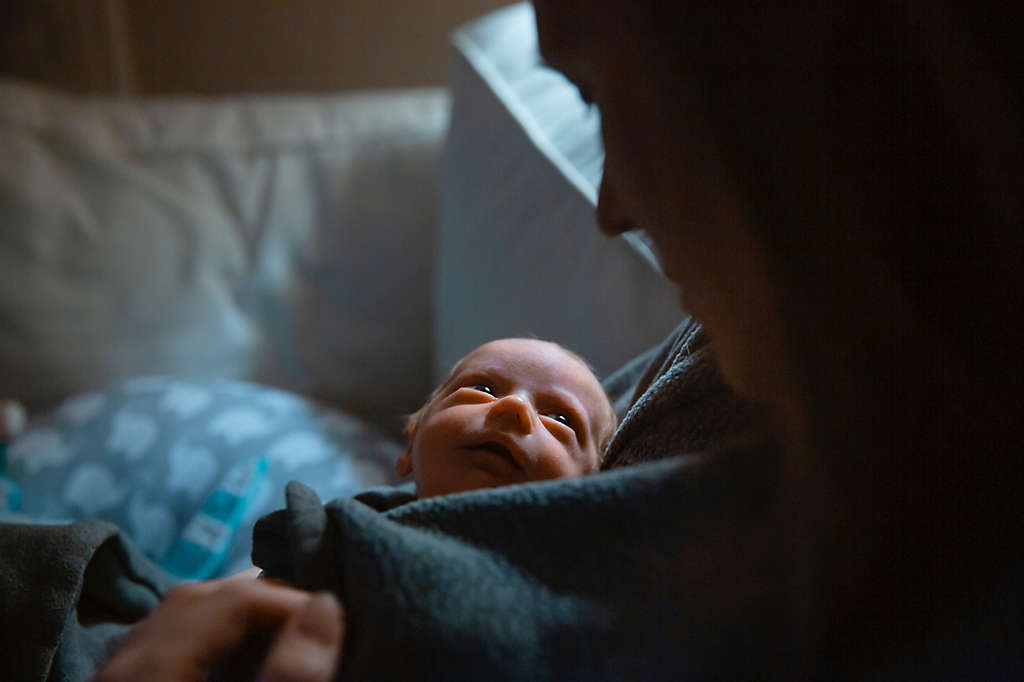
[
  {"x1": 226, "y1": 565, "x2": 295, "y2": 590},
  {"x1": 95, "y1": 577, "x2": 316, "y2": 682},
  {"x1": 227, "y1": 566, "x2": 264, "y2": 581},
  {"x1": 258, "y1": 592, "x2": 344, "y2": 682},
  {"x1": 178, "y1": 577, "x2": 311, "y2": 653}
]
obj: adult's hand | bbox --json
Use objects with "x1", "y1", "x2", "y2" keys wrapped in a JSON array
[{"x1": 93, "y1": 568, "x2": 344, "y2": 682}]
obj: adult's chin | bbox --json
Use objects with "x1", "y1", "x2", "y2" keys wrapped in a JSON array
[{"x1": 712, "y1": 320, "x2": 805, "y2": 447}]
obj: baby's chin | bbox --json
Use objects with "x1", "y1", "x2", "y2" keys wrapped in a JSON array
[{"x1": 417, "y1": 467, "x2": 526, "y2": 498}]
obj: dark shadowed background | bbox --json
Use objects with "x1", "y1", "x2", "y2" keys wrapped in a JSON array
[{"x1": 1, "y1": 0, "x2": 511, "y2": 94}]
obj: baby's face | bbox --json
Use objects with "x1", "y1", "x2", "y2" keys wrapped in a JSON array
[{"x1": 399, "y1": 339, "x2": 612, "y2": 498}]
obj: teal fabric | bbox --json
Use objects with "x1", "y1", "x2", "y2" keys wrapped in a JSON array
[{"x1": 6, "y1": 377, "x2": 400, "y2": 576}]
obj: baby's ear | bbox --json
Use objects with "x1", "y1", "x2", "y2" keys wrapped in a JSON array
[
  {"x1": 404, "y1": 410, "x2": 421, "y2": 445},
  {"x1": 394, "y1": 451, "x2": 413, "y2": 477},
  {"x1": 395, "y1": 411, "x2": 420, "y2": 478}
]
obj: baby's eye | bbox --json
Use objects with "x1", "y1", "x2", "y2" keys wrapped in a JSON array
[
  {"x1": 547, "y1": 413, "x2": 573, "y2": 428},
  {"x1": 469, "y1": 384, "x2": 494, "y2": 395}
]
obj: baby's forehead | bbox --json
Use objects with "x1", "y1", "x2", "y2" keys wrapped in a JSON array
[
  {"x1": 461, "y1": 339, "x2": 588, "y2": 377},
  {"x1": 457, "y1": 339, "x2": 607, "y2": 406}
]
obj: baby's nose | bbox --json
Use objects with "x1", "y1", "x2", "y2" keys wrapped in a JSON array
[{"x1": 485, "y1": 394, "x2": 534, "y2": 434}]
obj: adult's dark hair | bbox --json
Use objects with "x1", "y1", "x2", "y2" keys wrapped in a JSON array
[{"x1": 627, "y1": 0, "x2": 1022, "y2": 671}]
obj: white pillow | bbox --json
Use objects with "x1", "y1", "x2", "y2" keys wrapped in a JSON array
[
  {"x1": 0, "y1": 80, "x2": 449, "y2": 431},
  {"x1": 435, "y1": 2, "x2": 682, "y2": 382}
]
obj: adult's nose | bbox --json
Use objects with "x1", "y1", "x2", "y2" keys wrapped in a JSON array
[
  {"x1": 596, "y1": 174, "x2": 636, "y2": 237},
  {"x1": 485, "y1": 394, "x2": 534, "y2": 434}
]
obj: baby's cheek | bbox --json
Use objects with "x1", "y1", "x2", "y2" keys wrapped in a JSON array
[{"x1": 534, "y1": 448, "x2": 587, "y2": 480}]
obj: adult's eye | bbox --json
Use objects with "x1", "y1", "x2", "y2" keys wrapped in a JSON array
[{"x1": 469, "y1": 384, "x2": 494, "y2": 395}]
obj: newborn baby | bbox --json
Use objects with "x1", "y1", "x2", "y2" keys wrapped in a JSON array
[{"x1": 395, "y1": 338, "x2": 617, "y2": 497}]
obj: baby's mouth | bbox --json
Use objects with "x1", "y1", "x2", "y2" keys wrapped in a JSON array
[{"x1": 467, "y1": 441, "x2": 524, "y2": 471}]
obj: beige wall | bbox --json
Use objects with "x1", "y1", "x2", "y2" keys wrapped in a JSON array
[{"x1": 1, "y1": 0, "x2": 512, "y2": 94}]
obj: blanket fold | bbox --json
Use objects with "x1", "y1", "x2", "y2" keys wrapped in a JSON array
[{"x1": 0, "y1": 519, "x2": 174, "y2": 681}]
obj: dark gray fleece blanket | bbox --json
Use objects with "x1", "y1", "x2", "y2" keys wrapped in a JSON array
[
  {"x1": 252, "y1": 445, "x2": 799, "y2": 681},
  {"x1": 0, "y1": 519, "x2": 174, "y2": 681}
]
